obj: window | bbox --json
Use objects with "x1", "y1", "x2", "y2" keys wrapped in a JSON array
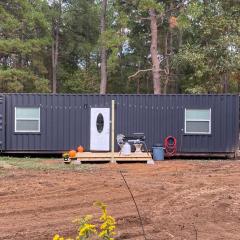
[
  {"x1": 96, "y1": 113, "x2": 104, "y2": 133},
  {"x1": 185, "y1": 109, "x2": 211, "y2": 134},
  {"x1": 15, "y1": 107, "x2": 40, "y2": 133}
]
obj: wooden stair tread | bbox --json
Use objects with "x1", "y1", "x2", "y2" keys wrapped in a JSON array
[
  {"x1": 76, "y1": 152, "x2": 151, "y2": 157},
  {"x1": 78, "y1": 158, "x2": 149, "y2": 161},
  {"x1": 75, "y1": 152, "x2": 152, "y2": 162}
]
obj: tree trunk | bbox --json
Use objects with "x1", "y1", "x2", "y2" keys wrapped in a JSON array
[
  {"x1": 149, "y1": 9, "x2": 161, "y2": 94},
  {"x1": 52, "y1": 31, "x2": 58, "y2": 94},
  {"x1": 52, "y1": 0, "x2": 61, "y2": 94},
  {"x1": 100, "y1": 0, "x2": 108, "y2": 94},
  {"x1": 222, "y1": 72, "x2": 229, "y2": 93},
  {"x1": 163, "y1": 31, "x2": 169, "y2": 94}
]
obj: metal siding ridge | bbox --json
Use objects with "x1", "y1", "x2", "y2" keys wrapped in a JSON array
[
  {"x1": 85, "y1": 95, "x2": 90, "y2": 150},
  {"x1": 73, "y1": 95, "x2": 77, "y2": 149},
  {"x1": 18, "y1": 95, "x2": 24, "y2": 150},
  {"x1": 233, "y1": 95, "x2": 238, "y2": 152},
  {"x1": 236, "y1": 95, "x2": 240, "y2": 151},
  {"x1": 51, "y1": 95, "x2": 55, "y2": 150},
  {"x1": 7, "y1": 95, "x2": 11, "y2": 150}
]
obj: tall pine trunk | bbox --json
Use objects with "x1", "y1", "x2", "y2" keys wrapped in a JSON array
[
  {"x1": 51, "y1": 0, "x2": 61, "y2": 94},
  {"x1": 163, "y1": 31, "x2": 169, "y2": 94},
  {"x1": 149, "y1": 9, "x2": 161, "y2": 94},
  {"x1": 100, "y1": 0, "x2": 107, "y2": 94},
  {"x1": 52, "y1": 29, "x2": 58, "y2": 93}
]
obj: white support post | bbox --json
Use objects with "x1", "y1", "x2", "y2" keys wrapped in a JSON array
[{"x1": 111, "y1": 100, "x2": 116, "y2": 163}]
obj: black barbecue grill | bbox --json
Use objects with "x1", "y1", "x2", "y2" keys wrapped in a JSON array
[{"x1": 123, "y1": 133, "x2": 145, "y2": 143}]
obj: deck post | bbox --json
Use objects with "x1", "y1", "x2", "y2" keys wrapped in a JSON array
[{"x1": 111, "y1": 100, "x2": 116, "y2": 163}]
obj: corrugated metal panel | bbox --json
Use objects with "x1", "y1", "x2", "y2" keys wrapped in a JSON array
[
  {"x1": 2, "y1": 93, "x2": 239, "y2": 153},
  {"x1": 0, "y1": 95, "x2": 5, "y2": 151}
]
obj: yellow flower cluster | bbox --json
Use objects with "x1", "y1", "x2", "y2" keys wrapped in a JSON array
[
  {"x1": 77, "y1": 223, "x2": 96, "y2": 239},
  {"x1": 53, "y1": 202, "x2": 116, "y2": 240},
  {"x1": 96, "y1": 202, "x2": 116, "y2": 240},
  {"x1": 53, "y1": 234, "x2": 73, "y2": 240}
]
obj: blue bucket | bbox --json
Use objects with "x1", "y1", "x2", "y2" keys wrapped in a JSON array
[{"x1": 152, "y1": 146, "x2": 164, "y2": 160}]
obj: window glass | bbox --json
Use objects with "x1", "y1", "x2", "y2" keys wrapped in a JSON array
[
  {"x1": 186, "y1": 109, "x2": 210, "y2": 120},
  {"x1": 186, "y1": 121, "x2": 210, "y2": 133},
  {"x1": 15, "y1": 107, "x2": 40, "y2": 132},
  {"x1": 16, "y1": 108, "x2": 40, "y2": 119},
  {"x1": 185, "y1": 109, "x2": 211, "y2": 134},
  {"x1": 16, "y1": 120, "x2": 39, "y2": 132}
]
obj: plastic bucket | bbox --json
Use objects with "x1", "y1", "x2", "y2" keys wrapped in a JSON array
[
  {"x1": 152, "y1": 146, "x2": 164, "y2": 160},
  {"x1": 121, "y1": 142, "x2": 131, "y2": 155}
]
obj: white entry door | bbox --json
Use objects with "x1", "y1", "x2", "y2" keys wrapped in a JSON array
[{"x1": 90, "y1": 108, "x2": 110, "y2": 151}]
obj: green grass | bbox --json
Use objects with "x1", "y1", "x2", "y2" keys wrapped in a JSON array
[{"x1": 0, "y1": 156, "x2": 91, "y2": 171}]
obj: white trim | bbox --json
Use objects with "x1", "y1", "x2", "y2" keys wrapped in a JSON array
[
  {"x1": 15, "y1": 107, "x2": 40, "y2": 133},
  {"x1": 184, "y1": 108, "x2": 211, "y2": 134}
]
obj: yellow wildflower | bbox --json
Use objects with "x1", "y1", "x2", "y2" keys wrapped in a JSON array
[{"x1": 53, "y1": 235, "x2": 60, "y2": 240}]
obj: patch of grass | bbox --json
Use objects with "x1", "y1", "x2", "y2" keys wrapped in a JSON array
[
  {"x1": 0, "y1": 169, "x2": 5, "y2": 176},
  {"x1": 0, "y1": 157, "x2": 91, "y2": 171}
]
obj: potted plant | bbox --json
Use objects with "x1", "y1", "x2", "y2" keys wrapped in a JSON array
[{"x1": 63, "y1": 152, "x2": 70, "y2": 164}]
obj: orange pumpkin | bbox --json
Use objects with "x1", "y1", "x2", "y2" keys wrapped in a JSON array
[
  {"x1": 69, "y1": 150, "x2": 77, "y2": 158},
  {"x1": 77, "y1": 145, "x2": 84, "y2": 152},
  {"x1": 169, "y1": 16, "x2": 177, "y2": 28}
]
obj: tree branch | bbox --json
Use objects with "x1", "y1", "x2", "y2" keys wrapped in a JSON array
[
  {"x1": 165, "y1": 2, "x2": 186, "y2": 14},
  {"x1": 128, "y1": 68, "x2": 152, "y2": 79}
]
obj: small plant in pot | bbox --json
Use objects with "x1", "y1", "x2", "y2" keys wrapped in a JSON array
[{"x1": 62, "y1": 152, "x2": 70, "y2": 163}]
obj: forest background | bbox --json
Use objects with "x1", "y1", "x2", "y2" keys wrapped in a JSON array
[{"x1": 0, "y1": 0, "x2": 239, "y2": 94}]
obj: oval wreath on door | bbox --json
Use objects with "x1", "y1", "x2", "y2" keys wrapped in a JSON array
[{"x1": 96, "y1": 113, "x2": 104, "y2": 133}]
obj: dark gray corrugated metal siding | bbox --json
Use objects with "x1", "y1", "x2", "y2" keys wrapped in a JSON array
[
  {"x1": 2, "y1": 94, "x2": 239, "y2": 153},
  {"x1": 113, "y1": 94, "x2": 239, "y2": 153},
  {"x1": 0, "y1": 95, "x2": 5, "y2": 151}
]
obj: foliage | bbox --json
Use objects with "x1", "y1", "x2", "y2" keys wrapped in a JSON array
[
  {"x1": 53, "y1": 202, "x2": 116, "y2": 240},
  {"x1": 0, "y1": 69, "x2": 49, "y2": 93},
  {"x1": 98, "y1": 0, "x2": 129, "y2": 75},
  {"x1": 138, "y1": 0, "x2": 164, "y2": 13},
  {"x1": 0, "y1": 0, "x2": 239, "y2": 94},
  {"x1": 60, "y1": 70, "x2": 99, "y2": 93},
  {"x1": 0, "y1": 0, "x2": 51, "y2": 92},
  {"x1": 175, "y1": 0, "x2": 240, "y2": 93},
  {"x1": 57, "y1": 0, "x2": 100, "y2": 92}
]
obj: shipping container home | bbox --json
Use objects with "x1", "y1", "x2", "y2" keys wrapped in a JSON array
[{"x1": 0, "y1": 94, "x2": 238, "y2": 156}]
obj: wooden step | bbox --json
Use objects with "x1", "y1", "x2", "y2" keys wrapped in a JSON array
[{"x1": 75, "y1": 152, "x2": 152, "y2": 162}]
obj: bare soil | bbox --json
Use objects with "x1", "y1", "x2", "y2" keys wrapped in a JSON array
[{"x1": 0, "y1": 160, "x2": 240, "y2": 240}]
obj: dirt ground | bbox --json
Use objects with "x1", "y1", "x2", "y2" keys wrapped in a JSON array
[{"x1": 0, "y1": 160, "x2": 240, "y2": 240}]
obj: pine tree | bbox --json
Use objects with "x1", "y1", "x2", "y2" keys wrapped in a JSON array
[{"x1": 0, "y1": 0, "x2": 51, "y2": 92}]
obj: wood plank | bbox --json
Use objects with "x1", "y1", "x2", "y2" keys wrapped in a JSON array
[
  {"x1": 77, "y1": 158, "x2": 149, "y2": 162},
  {"x1": 75, "y1": 151, "x2": 152, "y2": 163},
  {"x1": 78, "y1": 159, "x2": 111, "y2": 161},
  {"x1": 115, "y1": 158, "x2": 150, "y2": 161},
  {"x1": 76, "y1": 152, "x2": 151, "y2": 158}
]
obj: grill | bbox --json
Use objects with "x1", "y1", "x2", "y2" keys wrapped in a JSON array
[{"x1": 117, "y1": 133, "x2": 148, "y2": 153}]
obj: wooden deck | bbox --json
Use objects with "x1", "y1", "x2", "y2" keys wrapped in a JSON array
[{"x1": 74, "y1": 152, "x2": 153, "y2": 163}]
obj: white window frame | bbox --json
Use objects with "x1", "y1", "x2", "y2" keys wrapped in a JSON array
[
  {"x1": 184, "y1": 108, "x2": 211, "y2": 135},
  {"x1": 15, "y1": 107, "x2": 40, "y2": 133}
]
